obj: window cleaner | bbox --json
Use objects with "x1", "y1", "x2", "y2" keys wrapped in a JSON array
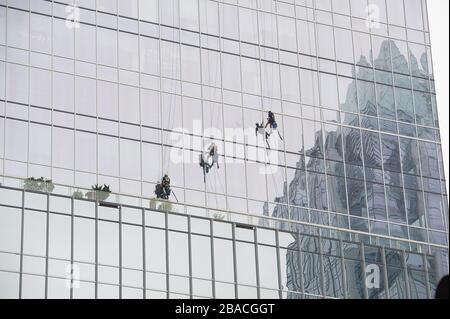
[
  {"x1": 199, "y1": 142, "x2": 219, "y2": 183},
  {"x1": 265, "y1": 111, "x2": 283, "y2": 141},
  {"x1": 255, "y1": 122, "x2": 271, "y2": 149},
  {"x1": 155, "y1": 174, "x2": 172, "y2": 200},
  {"x1": 205, "y1": 142, "x2": 219, "y2": 171}
]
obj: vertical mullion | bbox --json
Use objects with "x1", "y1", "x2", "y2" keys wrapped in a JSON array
[
  {"x1": 330, "y1": 0, "x2": 351, "y2": 220},
  {"x1": 254, "y1": 227, "x2": 261, "y2": 299},
  {"x1": 136, "y1": 0, "x2": 143, "y2": 209},
  {"x1": 296, "y1": 232, "x2": 305, "y2": 298},
  {"x1": 2, "y1": 0, "x2": 8, "y2": 178},
  {"x1": 233, "y1": 3, "x2": 250, "y2": 222},
  {"x1": 216, "y1": 0, "x2": 229, "y2": 214},
  {"x1": 165, "y1": 211, "x2": 169, "y2": 299},
  {"x1": 360, "y1": 242, "x2": 369, "y2": 299},
  {"x1": 116, "y1": 0, "x2": 120, "y2": 196},
  {"x1": 44, "y1": 193, "x2": 50, "y2": 299},
  {"x1": 70, "y1": 197, "x2": 74, "y2": 299},
  {"x1": 210, "y1": 220, "x2": 216, "y2": 299},
  {"x1": 340, "y1": 239, "x2": 348, "y2": 299},
  {"x1": 380, "y1": 246, "x2": 390, "y2": 299},
  {"x1": 188, "y1": 215, "x2": 193, "y2": 298},
  {"x1": 142, "y1": 208, "x2": 146, "y2": 299},
  {"x1": 375, "y1": 40, "x2": 395, "y2": 246},
  {"x1": 275, "y1": 3, "x2": 290, "y2": 227},
  {"x1": 361, "y1": 3, "x2": 379, "y2": 235},
  {"x1": 402, "y1": 249, "x2": 412, "y2": 298},
  {"x1": 18, "y1": 190, "x2": 25, "y2": 299},
  {"x1": 196, "y1": 0, "x2": 208, "y2": 216},
  {"x1": 26, "y1": 0, "x2": 30, "y2": 179},
  {"x1": 275, "y1": 228, "x2": 282, "y2": 299},
  {"x1": 318, "y1": 234, "x2": 326, "y2": 298},
  {"x1": 118, "y1": 205, "x2": 122, "y2": 299},
  {"x1": 176, "y1": 0, "x2": 186, "y2": 214},
  {"x1": 254, "y1": 0, "x2": 270, "y2": 213},
  {"x1": 422, "y1": 251, "x2": 431, "y2": 299},
  {"x1": 313, "y1": 1, "x2": 333, "y2": 226},
  {"x1": 157, "y1": 0, "x2": 164, "y2": 179},
  {"x1": 231, "y1": 223, "x2": 238, "y2": 298},
  {"x1": 50, "y1": 0, "x2": 54, "y2": 187},
  {"x1": 72, "y1": 0, "x2": 76, "y2": 197},
  {"x1": 94, "y1": 0, "x2": 99, "y2": 186},
  {"x1": 94, "y1": 201, "x2": 98, "y2": 299}
]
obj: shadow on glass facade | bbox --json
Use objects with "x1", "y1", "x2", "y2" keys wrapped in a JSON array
[{"x1": 0, "y1": 0, "x2": 448, "y2": 299}]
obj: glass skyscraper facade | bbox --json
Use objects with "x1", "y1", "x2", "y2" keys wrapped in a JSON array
[{"x1": 0, "y1": 0, "x2": 448, "y2": 299}]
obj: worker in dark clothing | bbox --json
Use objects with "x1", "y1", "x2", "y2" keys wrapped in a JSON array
[
  {"x1": 256, "y1": 122, "x2": 271, "y2": 149},
  {"x1": 199, "y1": 142, "x2": 219, "y2": 179},
  {"x1": 264, "y1": 111, "x2": 283, "y2": 141},
  {"x1": 265, "y1": 111, "x2": 277, "y2": 130},
  {"x1": 205, "y1": 142, "x2": 219, "y2": 171},
  {"x1": 155, "y1": 174, "x2": 171, "y2": 199}
]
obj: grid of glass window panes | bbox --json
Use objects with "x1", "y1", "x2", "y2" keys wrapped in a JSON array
[
  {"x1": 0, "y1": 186, "x2": 441, "y2": 299},
  {"x1": 0, "y1": 0, "x2": 448, "y2": 252}
]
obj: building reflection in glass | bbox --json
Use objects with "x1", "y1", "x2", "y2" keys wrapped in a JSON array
[{"x1": 268, "y1": 39, "x2": 446, "y2": 299}]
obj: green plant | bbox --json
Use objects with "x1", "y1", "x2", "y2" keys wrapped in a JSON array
[
  {"x1": 24, "y1": 177, "x2": 55, "y2": 193},
  {"x1": 86, "y1": 184, "x2": 111, "y2": 201},
  {"x1": 92, "y1": 184, "x2": 111, "y2": 193}
]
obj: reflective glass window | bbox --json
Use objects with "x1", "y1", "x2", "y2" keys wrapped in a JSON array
[
  {"x1": 145, "y1": 228, "x2": 166, "y2": 273},
  {"x1": 405, "y1": 0, "x2": 424, "y2": 30},
  {"x1": 122, "y1": 224, "x2": 143, "y2": 269},
  {"x1": 181, "y1": 45, "x2": 201, "y2": 84},
  {"x1": 214, "y1": 238, "x2": 234, "y2": 283},
  {"x1": 317, "y1": 24, "x2": 335, "y2": 60},
  {"x1": 7, "y1": 63, "x2": 28, "y2": 104},
  {"x1": 30, "y1": 13, "x2": 51, "y2": 54},
  {"x1": 48, "y1": 214, "x2": 71, "y2": 260},
  {"x1": 97, "y1": 28, "x2": 118, "y2": 67},
  {"x1": 52, "y1": 127, "x2": 74, "y2": 170},
  {"x1": 119, "y1": 32, "x2": 139, "y2": 72},
  {"x1": 98, "y1": 220, "x2": 120, "y2": 266},
  {"x1": 53, "y1": 18, "x2": 74, "y2": 59},
  {"x1": 0, "y1": 207, "x2": 21, "y2": 253},
  {"x1": 335, "y1": 28, "x2": 354, "y2": 64},
  {"x1": 191, "y1": 235, "x2": 212, "y2": 280},
  {"x1": 74, "y1": 217, "x2": 95, "y2": 263},
  {"x1": 139, "y1": 0, "x2": 158, "y2": 23},
  {"x1": 53, "y1": 72, "x2": 74, "y2": 113},
  {"x1": 75, "y1": 23, "x2": 96, "y2": 63},
  {"x1": 5, "y1": 119, "x2": 28, "y2": 162},
  {"x1": 23, "y1": 211, "x2": 47, "y2": 257},
  {"x1": 168, "y1": 231, "x2": 189, "y2": 276},
  {"x1": 7, "y1": 8, "x2": 29, "y2": 49}
]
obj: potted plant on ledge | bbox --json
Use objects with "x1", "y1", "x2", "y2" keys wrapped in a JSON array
[
  {"x1": 24, "y1": 177, "x2": 55, "y2": 193},
  {"x1": 86, "y1": 184, "x2": 111, "y2": 202}
]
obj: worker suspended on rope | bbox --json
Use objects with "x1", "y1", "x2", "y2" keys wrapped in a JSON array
[
  {"x1": 155, "y1": 174, "x2": 171, "y2": 200},
  {"x1": 255, "y1": 122, "x2": 271, "y2": 149},
  {"x1": 265, "y1": 111, "x2": 277, "y2": 130},
  {"x1": 205, "y1": 142, "x2": 219, "y2": 171},
  {"x1": 199, "y1": 142, "x2": 219, "y2": 174},
  {"x1": 264, "y1": 111, "x2": 283, "y2": 141}
]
